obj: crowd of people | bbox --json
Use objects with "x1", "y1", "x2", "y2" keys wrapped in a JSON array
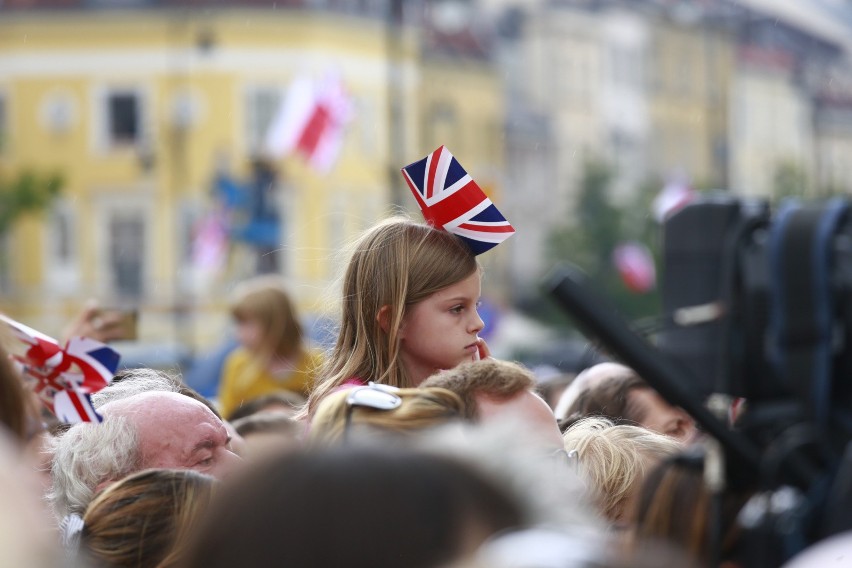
[{"x1": 0, "y1": 215, "x2": 847, "y2": 567}]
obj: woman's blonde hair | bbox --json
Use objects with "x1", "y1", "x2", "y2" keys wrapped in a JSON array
[
  {"x1": 305, "y1": 217, "x2": 477, "y2": 416},
  {"x1": 309, "y1": 386, "x2": 466, "y2": 445},
  {"x1": 562, "y1": 417, "x2": 680, "y2": 522},
  {"x1": 230, "y1": 275, "x2": 305, "y2": 363},
  {"x1": 81, "y1": 468, "x2": 215, "y2": 568}
]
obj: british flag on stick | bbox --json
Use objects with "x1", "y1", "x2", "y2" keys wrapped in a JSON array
[
  {"x1": 401, "y1": 145, "x2": 515, "y2": 255},
  {"x1": 1, "y1": 314, "x2": 119, "y2": 423}
]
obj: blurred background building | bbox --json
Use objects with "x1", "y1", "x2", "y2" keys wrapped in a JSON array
[{"x1": 1, "y1": 0, "x2": 852, "y2": 370}]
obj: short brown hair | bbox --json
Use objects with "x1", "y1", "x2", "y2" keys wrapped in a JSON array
[
  {"x1": 232, "y1": 412, "x2": 300, "y2": 438},
  {"x1": 562, "y1": 373, "x2": 650, "y2": 429},
  {"x1": 421, "y1": 360, "x2": 536, "y2": 420}
]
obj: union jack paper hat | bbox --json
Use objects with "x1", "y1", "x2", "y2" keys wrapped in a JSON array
[
  {"x1": 401, "y1": 145, "x2": 515, "y2": 255},
  {"x1": 1, "y1": 314, "x2": 119, "y2": 423}
]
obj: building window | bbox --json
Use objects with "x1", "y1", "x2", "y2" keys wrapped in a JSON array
[
  {"x1": 108, "y1": 93, "x2": 140, "y2": 144},
  {"x1": 246, "y1": 87, "x2": 283, "y2": 157},
  {"x1": 46, "y1": 203, "x2": 81, "y2": 296},
  {"x1": 98, "y1": 88, "x2": 146, "y2": 150},
  {"x1": 108, "y1": 211, "x2": 145, "y2": 298},
  {"x1": 52, "y1": 207, "x2": 74, "y2": 264}
]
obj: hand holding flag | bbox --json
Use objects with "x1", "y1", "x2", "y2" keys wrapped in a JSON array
[
  {"x1": 400, "y1": 145, "x2": 515, "y2": 255},
  {"x1": 1, "y1": 314, "x2": 119, "y2": 423}
]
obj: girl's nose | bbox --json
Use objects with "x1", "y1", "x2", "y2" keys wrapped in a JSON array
[{"x1": 470, "y1": 310, "x2": 485, "y2": 334}]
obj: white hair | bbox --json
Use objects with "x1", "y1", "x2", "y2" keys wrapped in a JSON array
[
  {"x1": 91, "y1": 368, "x2": 181, "y2": 409},
  {"x1": 47, "y1": 416, "x2": 140, "y2": 520}
]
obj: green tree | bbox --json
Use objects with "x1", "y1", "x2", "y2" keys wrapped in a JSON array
[
  {"x1": 0, "y1": 169, "x2": 64, "y2": 235},
  {"x1": 545, "y1": 160, "x2": 661, "y2": 323}
]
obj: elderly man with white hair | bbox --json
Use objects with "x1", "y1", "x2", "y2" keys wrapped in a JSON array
[{"x1": 49, "y1": 370, "x2": 241, "y2": 520}]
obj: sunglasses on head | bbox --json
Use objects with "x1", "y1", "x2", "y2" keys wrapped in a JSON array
[{"x1": 343, "y1": 382, "x2": 403, "y2": 442}]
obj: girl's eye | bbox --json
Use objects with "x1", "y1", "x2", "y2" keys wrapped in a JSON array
[{"x1": 450, "y1": 305, "x2": 463, "y2": 314}]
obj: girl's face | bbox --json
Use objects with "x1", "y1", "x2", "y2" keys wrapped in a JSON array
[
  {"x1": 398, "y1": 271, "x2": 485, "y2": 386},
  {"x1": 236, "y1": 318, "x2": 264, "y2": 352}
]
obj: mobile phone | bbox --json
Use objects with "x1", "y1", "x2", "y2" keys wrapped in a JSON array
[{"x1": 98, "y1": 308, "x2": 138, "y2": 341}]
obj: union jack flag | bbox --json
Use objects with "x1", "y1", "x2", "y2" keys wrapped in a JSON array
[
  {"x1": 1, "y1": 314, "x2": 119, "y2": 423},
  {"x1": 401, "y1": 146, "x2": 515, "y2": 255}
]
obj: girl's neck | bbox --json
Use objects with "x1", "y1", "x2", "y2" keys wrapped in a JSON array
[{"x1": 398, "y1": 356, "x2": 434, "y2": 387}]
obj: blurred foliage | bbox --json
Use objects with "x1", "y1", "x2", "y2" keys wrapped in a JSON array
[
  {"x1": 772, "y1": 160, "x2": 809, "y2": 200},
  {"x1": 0, "y1": 169, "x2": 64, "y2": 235},
  {"x1": 542, "y1": 159, "x2": 662, "y2": 326}
]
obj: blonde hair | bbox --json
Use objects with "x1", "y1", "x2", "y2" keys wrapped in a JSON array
[
  {"x1": 231, "y1": 275, "x2": 305, "y2": 363},
  {"x1": 305, "y1": 217, "x2": 477, "y2": 416},
  {"x1": 81, "y1": 468, "x2": 214, "y2": 568},
  {"x1": 562, "y1": 417, "x2": 680, "y2": 522},
  {"x1": 309, "y1": 386, "x2": 466, "y2": 445}
]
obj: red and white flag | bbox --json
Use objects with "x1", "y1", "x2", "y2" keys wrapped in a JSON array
[
  {"x1": 613, "y1": 241, "x2": 656, "y2": 293},
  {"x1": 264, "y1": 72, "x2": 353, "y2": 173}
]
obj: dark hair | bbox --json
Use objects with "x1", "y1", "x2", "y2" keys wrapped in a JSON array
[
  {"x1": 226, "y1": 391, "x2": 305, "y2": 422},
  {"x1": 231, "y1": 411, "x2": 299, "y2": 438},
  {"x1": 631, "y1": 450, "x2": 747, "y2": 567},
  {"x1": 562, "y1": 374, "x2": 650, "y2": 430},
  {"x1": 183, "y1": 445, "x2": 524, "y2": 568}
]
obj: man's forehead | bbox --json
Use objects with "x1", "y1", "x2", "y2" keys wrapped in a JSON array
[{"x1": 103, "y1": 391, "x2": 217, "y2": 425}]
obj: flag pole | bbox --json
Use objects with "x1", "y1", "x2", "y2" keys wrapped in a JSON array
[{"x1": 386, "y1": 0, "x2": 406, "y2": 208}]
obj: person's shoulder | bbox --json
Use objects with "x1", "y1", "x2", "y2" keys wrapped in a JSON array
[{"x1": 224, "y1": 347, "x2": 252, "y2": 368}]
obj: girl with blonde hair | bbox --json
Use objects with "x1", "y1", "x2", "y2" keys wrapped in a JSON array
[
  {"x1": 309, "y1": 384, "x2": 466, "y2": 445},
  {"x1": 217, "y1": 275, "x2": 322, "y2": 419},
  {"x1": 81, "y1": 468, "x2": 214, "y2": 568},
  {"x1": 304, "y1": 217, "x2": 486, "y2": 417}
]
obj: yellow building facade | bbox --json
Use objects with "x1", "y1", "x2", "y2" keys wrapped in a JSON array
[
  {"x1": 0, "y1": 8, "x2": 505, "y2": 350},
  {"x1": 647, "y1": 15, "x2": 734, "y2": 189}
]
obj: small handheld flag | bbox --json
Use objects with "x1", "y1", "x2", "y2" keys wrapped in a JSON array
[
  {"x1": 1, "y1": 314, "x2": 120, "y2": 423},
  {"x1": 401, "y1": 145, "x2": 515, "y2": 255}
]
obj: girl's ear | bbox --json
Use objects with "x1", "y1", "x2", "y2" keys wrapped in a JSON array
[{"x1": 376, "y1": 305, "x2": 393, "y2": 334}]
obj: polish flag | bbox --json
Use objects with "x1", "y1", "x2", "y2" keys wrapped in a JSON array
[
  {"x1": 264, "y1": 73, "x2": 353, "y2": 173},
  {"x1": 613, "y1": 241, "x2": 656, "y2": 293}
]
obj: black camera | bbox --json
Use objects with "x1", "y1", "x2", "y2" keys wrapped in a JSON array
[
  {"x1": 660, "y1": 195, "x2": 852, "y2": 459},
  {"x1": 660, "y1": 194, "x2": 852, "y2": 409},
  {"x1": 547, "y1": 193, "x2": 852, "y2": 564}
]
